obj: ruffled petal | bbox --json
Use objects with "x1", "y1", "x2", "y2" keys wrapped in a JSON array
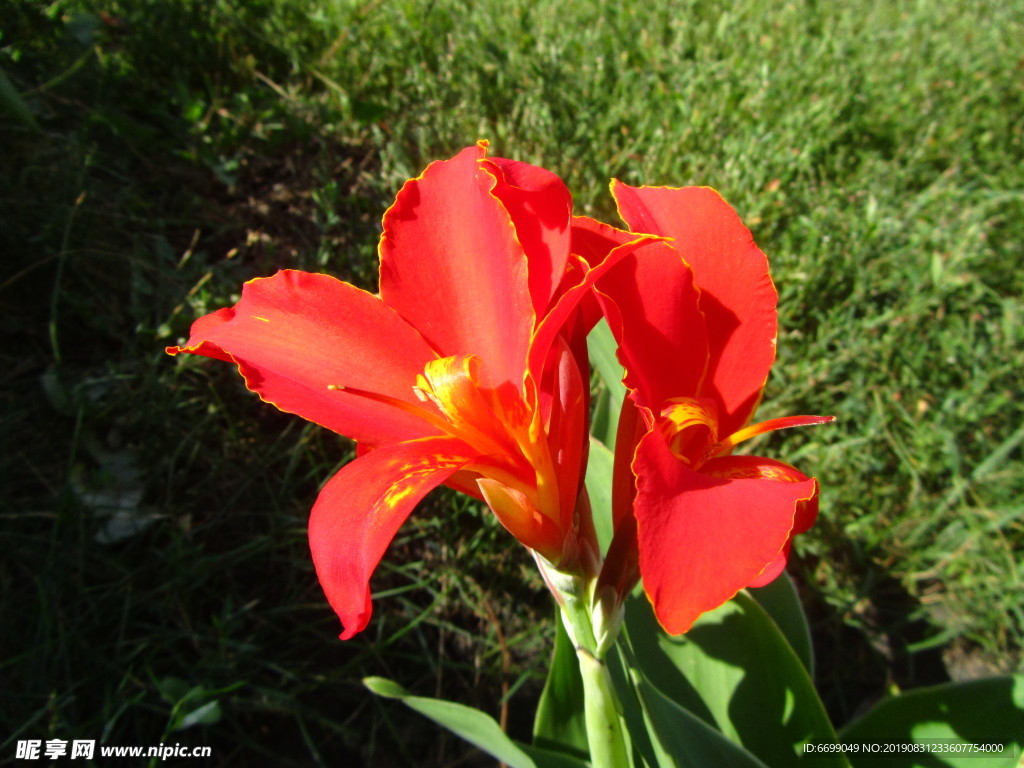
[
  {"x1": 529, "y1": 234, "x2": 667, "y2": 388},
  {"x1": 747, "y1": 542, "x2": 792, "y2": 589},
  {"x1": 737, "y1": 456, "x2": 823, "y2": 589},
  {"x1": 379, "y1": 143, "x2": 533, "y2": 390},
  {"x1": 702, "y1": 454, "x2": 820, "y2": 535},
  {"x1": 611, "y1": 182, "x2": 777, "y2": 436},
  {"x1": 483, "y1": 156, "x2": 573, "y2": 317},
  {"x1": 633, "y1": 431, "x2": 818, "y2": 634},
  {"x1": 565, "y1": 215, "x2": 641, "y2": 331},
  {"x1": 705, "y1": 455, "x2": 820, "y2": 588},
  {"x1": 308, "y1": 436, "x2": 474, "y2": 640},
  {"x1": 570, "y1": 214, "x2": 638, "y2": 269},
  {"x1": 167, "y1": 270, "x2": 439, "y2": 447},
  {"x1": 594, "y1": 241, "x2": 709, "y2": 413}
]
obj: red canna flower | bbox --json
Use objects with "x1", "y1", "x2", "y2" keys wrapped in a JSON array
[
  {"x1": 167, "y1": 143, "x2": 657, "y2": 639},
  {"x1": 592, "y1": 183, "x2": 833, "y2": 635}
]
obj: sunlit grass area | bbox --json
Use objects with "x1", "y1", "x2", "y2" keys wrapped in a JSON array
[{"x1": 3, "y1": 0, "x2": 1021, "y2": 764}]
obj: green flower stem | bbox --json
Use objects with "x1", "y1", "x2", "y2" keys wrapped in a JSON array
[
  {"x1": 577, "y1": 645, "x2": 629, "y2": 768},
  {"x1": 536, "y1": 553, "x2": 629, "y2": 766}
]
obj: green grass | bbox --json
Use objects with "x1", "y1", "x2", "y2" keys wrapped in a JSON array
[{"x1": 2, "y1": 0, "x2": 1022, "y2": 763}]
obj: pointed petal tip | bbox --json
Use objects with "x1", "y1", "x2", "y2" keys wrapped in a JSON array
[
  {"x1": 717, "y1": 413, "x2": 835, "y2": 455},
  {"x1": 338, "y1": 608, "x2": 370, "y2": 641},
  {"x1": 649, "y1": 597, "x2": 699, "y2": 635}
]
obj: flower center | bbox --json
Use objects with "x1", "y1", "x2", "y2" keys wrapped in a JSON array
[
  {"x1": 658, "y1": 397, "x2": 837, "y2": 471},
  {"x1": 659, "y1": 397, "x2": 721, "y2": 468},
  {"x1": 326, "y1": 354, "x2": 571, "y2": 558},
  {"x1": 408, "y1": 355, "x2": 565, "y2": 555}
]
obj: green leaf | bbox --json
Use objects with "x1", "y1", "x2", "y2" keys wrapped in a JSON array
[
  {"x1": 364, "y1": 676, "x2": 539, "y2": 768},
  {"x1": 747, "y1": 573, "x2": 815, "y2": 676},
  {"x1": 520, "y1": 744, "x2": 591, "y2": 768},
  {"x1": 590, "y1": 384, "x2": 618, "y2": 452},
  {"x1": 588, "y1": 318, "x2": 625, "y2": 396},
  {"x1": 588, "y1": 318, "x2": 625, "y2": 450},
  {"x1": 605, "y1": 646, "x2": 767, "y2": 768},
  {"x1": 839, "y1": 675, "x2": 1024, "y2": 768},
  {"x1": 623, "y1": 593, "x2": 849, "y2": 767},
  {"x1": 174, "y1": 700, "x2": 221, "y2": 731},
  {"x1": 634, "y1": 674, "x2": 772, "y2": 768},
  {"x1": 533, "y1": 612, "x2": 589, "y2": 760},
  {"x1": 585, "y1": 435, "x2": 616, "y2": 555},
  {"x1": 0, "y1": 67, "x2": 40, "y2": 132}
]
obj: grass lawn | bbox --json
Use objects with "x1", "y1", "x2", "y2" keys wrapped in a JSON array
[{"x1": 3, "y1": 0, "x2": 1021, "y2": 764}]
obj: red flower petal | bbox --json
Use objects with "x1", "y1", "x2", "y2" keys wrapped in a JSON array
[
  {"x1": 541, "y1": 337, "x2": 588, "y2": 531},
  {"x1": 717, "y1": 414, "x2": 836, "y2": 456},
  {"x1": 703, "y1": 455, "x2": 820, "y2": 588},
  {"x1": 570, "y1": 214, "x2": 637, "y2": 269},
  {"x1": 379, "y1": 144, "x2": 533, "y2": 390},
  {"x1": 477, "y1": 478, "x2": 565, "y2": 561},
  {"x1": 564, "y1": 215, "x2": 641, "y2": 331},
  {"x1": 484, "y1": 156, "x2": 573, "y2": 317},
  {"x1": 633, "y1": 430, "x2": 817, "y2": 634},
  {"x1": 748, "y1": 542, "x2": 792, "y2": 589},
  {"x1": 611, "y1": 182, "x2": 777, "y2": 436},
  {"x1": 529, "y1": 232, "x2": 667, "y2": 388},
  {"x1": 702, "y1": 454, "x2": 820, "y2": 536},
  {"x1": 308, "y1": 436, "x2": 474, "y2": 640},
  {"x1": 611, "y1": 393, "x2": 646, "y2": 530},
  {"x1": 167, "y1": 270, "x2": 439, "y2": 447},
  {"x1": 595, "y1": 240, "x2": 709, "y2": 413}
]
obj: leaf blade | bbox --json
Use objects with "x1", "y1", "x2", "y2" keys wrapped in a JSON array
[
  {"x1": 623, "y1": 592, "x2": 849, "y2": 767},
  {"x1": 839, "y1": 675, "x2": 1024, "y2": 768},
  {"x1": 364, "y1": 676, "x2": 538, "y2": 768}
]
